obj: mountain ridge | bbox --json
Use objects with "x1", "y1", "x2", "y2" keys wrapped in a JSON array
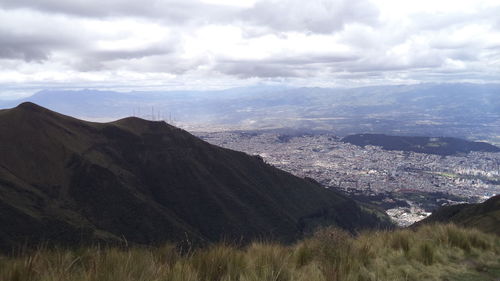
[
  {"x1": 0, "y1": 102, "x2": 391, "y2": 250},
  {"x1": 342, "y1": 133, "x2": 500, "y2": 155},
  {"x1": 415, "y1": 195, "x2": 500, "y2": 235}
]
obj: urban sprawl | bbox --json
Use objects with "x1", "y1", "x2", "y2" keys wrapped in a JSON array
[{"x1": 198, "y1": 132, "x2": 500, "y2": 226}]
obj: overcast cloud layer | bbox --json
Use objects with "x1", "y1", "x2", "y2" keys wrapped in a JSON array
[{"x1": 0, "y1": 0, "x2": 499, "y2": 98}]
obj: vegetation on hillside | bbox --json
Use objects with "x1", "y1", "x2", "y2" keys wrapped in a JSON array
[
  {"x1": 2, "y1": 224, "x2": 499, "y2": 281},
  {"x1": 416, "y1": 194, "x2": 500, "y2": 235},
  {"x1": 342, "y1": 134, "x2": 500, "y2": 156},
  {"x1": 0, "y1": 103, "x2": 390, "y2": 249}
]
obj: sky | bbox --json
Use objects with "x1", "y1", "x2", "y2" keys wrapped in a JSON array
[{"x1": 0, "y1": 0, "x2": 500, "y2": 99}]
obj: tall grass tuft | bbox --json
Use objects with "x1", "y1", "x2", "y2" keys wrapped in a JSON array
[
  {"x1": 293, "y1": 241, "x2": 315, "y2": 268},
  {"x1": 308, "y1": 227, "x2": 358, "y2": 281},
  {"x1": 191, "y1": 244, "x2": 245, "y2": 281},
  {"x1": 417, "y1": 242, "x2": 435, "y2": 265},
  {"x1": 0, "y1": 224, "x2": 499, "y2": 281},
  {"x1": 446, "y1": 225, "x2": 472, "y2": 253},
  {"x1": 389, "y1": 229, "x2": 412, "y2": 254},
  {"x1": 243, "y1": 242, "x2": 291, "y2": 281}
]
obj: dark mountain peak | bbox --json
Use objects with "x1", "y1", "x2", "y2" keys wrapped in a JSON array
[
  {"x1": 15, "y1": 101, "x2": 46, "y2": 112},
  {"x1": 113, "y1": 116, "x2": 147, "y2": 124},
  {"x1": 1, "y1": 103, "x2": 97, "y2": 138},
  {"x1": 10, "y1": 101, "x2": 72, "y2": 122},
  {"x1": 111, "y1": 116, "x2": 176, "y2": 135},
  {"x1": 112, "y1": 116, "x2": 170, "y2": 127}
]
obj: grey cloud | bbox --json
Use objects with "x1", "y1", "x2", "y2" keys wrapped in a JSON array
[
  {"x1": 430, "y1": 39, "x2": 477, "y2": 50},
  {"x1": 0, "y1": 27, "x2": 73, "y2": 61},
  {"x1": 268, "y1": 54, "x2": 360, "y2": 65},
  {"x1": 0, "y1": 0, "x2": 379, "y2": 33},
  {"x1": 0, "y1": 0, "x2": 498, "y2": 86},
  {"x1": 215, "y1": 56, "x2": 457, "y2": 80},
  {"x1": 0, "y1": 26, "x2": 175, "y2": 67},
  {"x1": 241, "y1": 0, "x2": 379, "y2": 34},
  {"x1": 0, "y1": 0, "x2": 238, "y2": 24},
  {"x1": 94, "y1": 53, "x2": 209, "y2": 75},
  {"x1": 409, "y1": 70, "x2": 496, "y2": 81},
  {"x1": 344, "y1": 56, "x2": 444, "y2": 73},
  {"x1": 74, "y1": 44, "x2": 178, "y2": 71},
  {"x1": 427, "y1": 40, "x2": 482, "y2": 62},
  {"x1": 214, "y1": 53, "x2": 361, "y2": 78},
  {"x1": 0, "y1": 0, "x2": 141, "y2": 18},
  {"x1": 213, "y1": 46, "x2": 452, "y2": 79},
  {"x1": 92, "y1": 47, "x2": 173, "y2": 61},
  {"x1": 217, "y1": 61, "x2": 302, "y2": 78},
  {"x1": 0, "y1": 42, "x2": 48, "y2": 61},
  {"x1": 333, "y1": 71, "x2": 383, "y2": 79},
  {"x1": 447, "y1": 50, "x2": 479, "y2": 62},
  {"x1": 0, "y1": 9, "x2": 178, "y2": 70}
]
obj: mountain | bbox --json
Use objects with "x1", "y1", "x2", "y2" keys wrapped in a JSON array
[
  {"x1": 0, "y1": 103, "x2": 390, "y2": 250},
  {"x1": 415, "y1": 195, "x2": 500, "y2": 235},
  {"x1": 341, "y1": 134, "x2": 500, "y2": 156},
  {"x1": 1, "y1": 83, "x2": 499, "y2": 144}
]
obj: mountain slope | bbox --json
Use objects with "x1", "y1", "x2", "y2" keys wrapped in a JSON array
[
  {"x1": 0, "y1": 103, "x2": 390, "y2": 250},
  {"x1": 415, "y1": 195, "x2": 500, "y2": 235},
  {"x1": 342, "y1": 134, "x2": 500, "y2": 155}
]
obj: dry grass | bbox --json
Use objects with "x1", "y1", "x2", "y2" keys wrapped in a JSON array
[{"x1": 1, "y1": 224, "x2": 499, "y2": 281}]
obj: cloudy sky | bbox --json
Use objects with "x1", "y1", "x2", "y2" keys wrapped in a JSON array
[{"x1": 1, "y1": 0, "x2": 499, "y2": 98}]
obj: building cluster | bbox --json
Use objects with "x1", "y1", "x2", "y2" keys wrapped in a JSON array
[{"x1": 198, "y1": 132, "x2": 500, "y2": 226}]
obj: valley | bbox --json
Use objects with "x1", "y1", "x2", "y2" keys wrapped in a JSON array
[
  {"x1": 1, "y1": 103, "x2": 499, "y2": 281},
  {"x1": 198, "y1": 131, "x2": 500, "y2": 226},
  {"x1": 2, "y1": 1, "x2": 500, "y2": 279}
]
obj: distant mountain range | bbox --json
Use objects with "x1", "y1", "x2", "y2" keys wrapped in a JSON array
[
  {"x1": 0, "y1": 103, "x2": 390, "y2": 250},
  {"x1": 416, "y1": 195, "x2": 500, "y2": 235},
  {"x1": 1, "y1": 83, "x2": 499, "y2": 144},
  {"x1": 342, "y1": 134, "x2": 500, "y2": 156}
]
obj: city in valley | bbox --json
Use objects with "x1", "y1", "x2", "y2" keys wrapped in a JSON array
[{"x1": 198, "y1": 131, "x2": 500, "y2": 227}]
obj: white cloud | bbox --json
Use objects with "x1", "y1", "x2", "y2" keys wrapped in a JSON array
[
  {"x1": 0, "y1": 0, "x2": 499, "y2": 98},
  {"x1": 242, "y1": 0, "x2": 379, "y2": 34},
  {"x1": 200, "y1": 0, "x2": 257, "y2": 7}
]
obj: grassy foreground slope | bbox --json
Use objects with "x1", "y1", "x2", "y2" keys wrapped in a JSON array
[{"x1": 1, "y1": 224, "x2": 499, "y2": 281}]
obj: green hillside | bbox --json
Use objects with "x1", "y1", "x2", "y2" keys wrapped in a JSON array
[
  {"x1": 0, "y1": 103, "x2": 390, "y2": 251},
  {"x1": 342, "y1": 134, "x2": 500, "y2": 156},
  {"x1": 416, "y1": 195, "x2": 500, "y2": 235}
]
